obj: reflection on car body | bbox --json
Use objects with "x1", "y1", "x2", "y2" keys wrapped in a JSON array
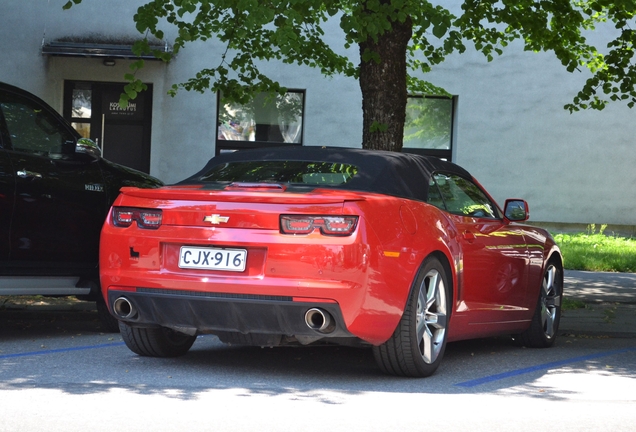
[{"x1": 100, "y1": 146, "x2": 562, "y2": 377}]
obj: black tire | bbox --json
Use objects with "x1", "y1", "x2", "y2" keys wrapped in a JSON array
[
  {"x1": 119, "y1": 322, "x2": 197, "y2": 357},
  {"x1": 517, "y1": 260, "x2": 563, "y2": 348},
  {"x1": 96, "y1": 298, "x2": 120, "y2": 333},
  {"x1": 373, "y1": 256, "x2": 450, "y2": 377}
]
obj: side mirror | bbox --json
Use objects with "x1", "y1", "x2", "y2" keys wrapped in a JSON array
[
  {"x1": 76, "y1": 138, "x2": 102, "y2": 159},
  {"x1": 504, "y1": 199, "x2": 529, "y2": 222}
]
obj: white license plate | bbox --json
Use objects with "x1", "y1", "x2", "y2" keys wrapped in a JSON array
[{"x1": 178, "y1": 246, "x2": 247, "y2": 272}]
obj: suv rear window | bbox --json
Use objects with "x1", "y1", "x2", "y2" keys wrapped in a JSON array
[{"x1": 197, "y1": 161, "x2": 359, "y2": 186}]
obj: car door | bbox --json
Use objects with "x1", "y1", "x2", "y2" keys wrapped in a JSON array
[
  {"x1": 0, "y1": 86, "x2": 107, "y2": 276},
  {"x1": 0, "y1": 145, "x2": 14, "y2": 264},
  {"x1": 428, "y1": 173, "x2": 530, "y2": 323}
]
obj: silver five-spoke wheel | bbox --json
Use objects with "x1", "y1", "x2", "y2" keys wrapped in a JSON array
[
  {"x1": 540, "y1": 264, "x2": 561, "y2": 339},
  {"x1": 518, "y1": 259, "x2": 563, "y2": 348},
  {"x1": 373, "y1": 256, "x2": 450, "y2": 377},
  {"x1": 416, "y1": 268, "x2": 448, "y2": 364}
]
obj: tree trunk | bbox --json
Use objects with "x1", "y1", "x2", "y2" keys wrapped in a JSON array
[{"x1": 359, "y1": 13, "x2": 412, "y2": 152}]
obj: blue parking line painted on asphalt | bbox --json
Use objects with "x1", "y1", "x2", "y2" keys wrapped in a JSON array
[
  {"x1": 0, "y1": 342, "x2": 126, "y2": 360},
  {"x1": 455, "y1": 347, "x2": 636, "y2": 388}
]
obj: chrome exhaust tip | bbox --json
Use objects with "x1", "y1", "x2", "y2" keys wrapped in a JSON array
[
  {"x1": 112, "y1": 296, "x2": 137, "y2": 320},
  {"x1": 304, "y1": 308, "x2": 335, "y2": 334}
]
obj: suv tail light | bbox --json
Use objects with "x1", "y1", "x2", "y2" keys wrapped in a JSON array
[
  {"x1": 112, "y1": 207, "x2": 162, "y2": 229},
  {"x1": 280, "y1": 215, "x2": 358, "y2": 236}
]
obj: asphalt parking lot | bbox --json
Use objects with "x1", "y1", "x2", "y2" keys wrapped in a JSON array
[
  {"x1": 0, "y1": 314, "x2": 634, "y2": 432},
  {"x1": 0, "y1": 269, "x2": 634, "y2": 432}
]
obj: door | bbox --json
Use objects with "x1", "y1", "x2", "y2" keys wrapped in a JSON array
[
  {"x1": 0, "y1": 146, "x2": 14, "y2": 263},
  {"x1": 0, "y1": 86, "x2": 107, "y2": 275},
  {"x1": 64, "y1": 81, "x2": 153, "y2": 173},
  {"x1": 452, "y1": 215, "x2": 529, "y2": 320},
  {"x1": 428, "y1": 173, "x2": 530, "y2": 323}
]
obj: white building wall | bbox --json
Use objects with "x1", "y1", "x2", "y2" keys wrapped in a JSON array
[
  {"x1": 421, "y1": 21, "x2": 636, "y2": 225},
  {"x1": 1, "y1": 0, "x2": 634, "y2": 226},
  {"x1": 266, "y1": 18, "x2": 636, "y2": 227}
]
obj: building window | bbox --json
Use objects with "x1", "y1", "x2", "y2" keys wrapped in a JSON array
[
  {"x1": 402, "y1": 95, "x2": 455, "y2": 161},
  {"x1": 69, "y1": 82, "x2": 92, "y2": 139},
  {"x1": 216, "y1": 90, "x2": 305, "y2": 155}
]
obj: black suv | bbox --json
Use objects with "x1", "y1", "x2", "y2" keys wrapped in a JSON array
[{"x1": 0, "y1": 82, "x2": 162, "y2": 330}]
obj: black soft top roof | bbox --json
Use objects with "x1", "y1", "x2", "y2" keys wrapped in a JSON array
[{"x1": 179, "y1": 146, "x2": 472, "y2": 202}]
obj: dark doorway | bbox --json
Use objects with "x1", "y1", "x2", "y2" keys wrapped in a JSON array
[{"x1": 63, "y1": 81, "x2": 153, "y2": 173}]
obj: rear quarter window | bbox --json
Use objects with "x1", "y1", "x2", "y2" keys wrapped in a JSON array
[{"x1": 197, "y1": 161, "x2": 359, "y2": 186}]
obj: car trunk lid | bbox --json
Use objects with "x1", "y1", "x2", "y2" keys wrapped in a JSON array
[{"x1": 117, "y1": 184, "x2": 365, "y2": 230}]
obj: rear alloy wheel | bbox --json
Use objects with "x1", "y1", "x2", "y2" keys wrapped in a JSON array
[
  {"x1": 518, "y1": 261, "x2": 562, "y2": 348},
  {"x1": 373, "y1": 256, "x2": 450, "y2": 377},
  {"x1": 119, "y1": 322, "x2": 197, "y2": 357}
]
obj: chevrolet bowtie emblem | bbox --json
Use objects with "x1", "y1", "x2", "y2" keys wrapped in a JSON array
[{"x1": 204, "y1": 214, "x2": 230, "y2": 225}]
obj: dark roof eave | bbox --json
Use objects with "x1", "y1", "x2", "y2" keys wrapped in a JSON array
[{"x1": 41, "y1": 42, "x2": 171, "y2": 60}]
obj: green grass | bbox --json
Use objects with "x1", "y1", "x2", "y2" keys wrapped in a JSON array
[
  {"x1": 561, "y1": 297, "x2": 586, "y2": 310},
  {"x1": 553, "y1": 224, "x2": 636, "y2": 273}
]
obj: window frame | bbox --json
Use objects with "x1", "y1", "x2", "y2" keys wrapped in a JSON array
[
  {"x1": 402, "y1": 95, "x2": 457, "y2": 161},
  {"x1": 63, "y1": 81, "x2": 93, "y2": 140},
  {"x1": 215, "y1": 89, "x2": 306, "y2": 156}
]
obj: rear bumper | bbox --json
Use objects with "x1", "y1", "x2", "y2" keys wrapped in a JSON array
[{"x1": 107, "y1": 288, "x2": 355, "y2": 342}]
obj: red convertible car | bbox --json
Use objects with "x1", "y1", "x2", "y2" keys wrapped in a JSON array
[{"x1": 100, "y1": 147, "x2": 563, "y2": 377}]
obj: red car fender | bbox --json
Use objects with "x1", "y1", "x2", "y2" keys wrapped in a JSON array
[
  {"x1": 515, "y1": 225, "x2": 563, "y2": 300},
  {"x1": 341, "y1": 199, "x2": 460, "y2": 345}
]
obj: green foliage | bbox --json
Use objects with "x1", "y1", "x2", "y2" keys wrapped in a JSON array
[
  {"x1": 119, "y1": 61, "x2": 149, "y2": 108},
  {"x1": 554, "y1": 225, "x2": 636, "y2": 272},
  {"x1": 62, "y1": 0, "x2": 81, "y2": 10},
  {"x1": 63, "y1": 1, "x2": 636, "y2": 146}
]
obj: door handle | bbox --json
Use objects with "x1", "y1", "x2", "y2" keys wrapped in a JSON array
[{"x1": 16, "y1": 170, "x2": 42, "y2": 179}]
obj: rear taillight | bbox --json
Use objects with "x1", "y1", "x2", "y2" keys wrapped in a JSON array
[
  {"x1": 112, "y1": 207, "x2": 162, "y2": 229},
  {"x1": 280, "y1": 215, "x2": 358, "y2": 236}
]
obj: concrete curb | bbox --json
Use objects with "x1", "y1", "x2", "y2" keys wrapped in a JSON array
[
  {"x1": 561, "y1": 271, "x2": 636, "y2": 338},
  {"x1": 559, "y1": 303, "x2": 636, "y2": 339},
  {"x1": 1, "y1": 299, "x2": 96, "y2": 312}
]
